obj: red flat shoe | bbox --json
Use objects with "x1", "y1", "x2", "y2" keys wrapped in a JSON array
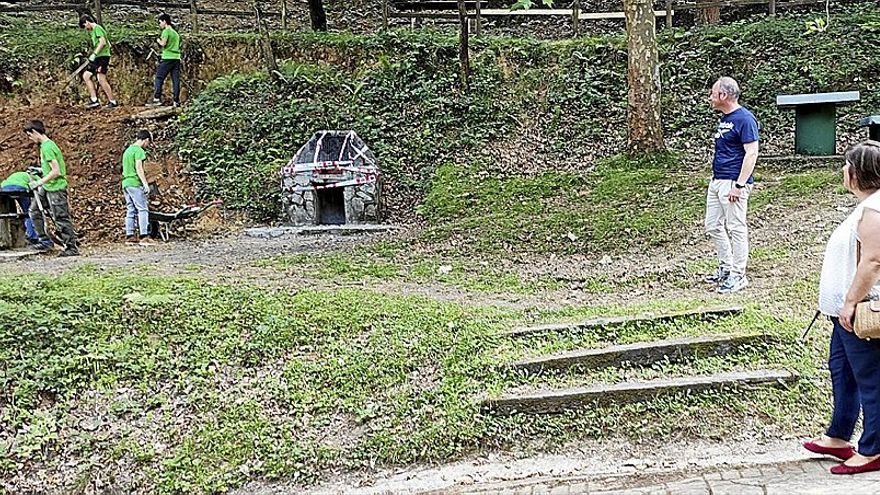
[
  {"x1": 803, "y1": 441, "x2": 856, "y2": 461},
  {"x1": 831, "y1": 456, "x2": 880, "y2": 475}
]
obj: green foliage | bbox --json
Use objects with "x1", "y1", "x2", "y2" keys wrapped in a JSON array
[
  {"x1": 0, "y1": 16, "x2": 158, "y2": 90},
  {"x1": 0, "y1": 272, "x2": 506, "y2": 492},
  {"x1": 419, "y1": 152, "x2": 703, "y2": 254},
  {"x1": 0, "y1": 271, "x2": 832, "y2": 492},
  {"x1": 662, "y1": 4, "x2": 880, "y2": 144},
  {"x1": 174, "y1": 4, "x2": 879, "y2": 246},
  {"x1": 257, "y1": 245, "x2": 562, "y2": 294},
  {"x1": 510, "y1": 0, "x2": 554, "y2": 11},
  {"x1": 178, "y1": 52, "x2": 516, "y2": 218}
]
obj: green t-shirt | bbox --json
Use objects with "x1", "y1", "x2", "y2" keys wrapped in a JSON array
[
  {"x1": 40, "y1": 139, "x2": 68, "y2": 192},
  {"x1": 122, "y1": 144, "x2": 147, "y2": 189},
  {"x1": 91, "y1": 24, "x2": 111, "y2": 58},
  {"x1": 1, "y1": 171, "x2": 34, "y2": 189},
  {"x1": 160, "y1": 27, "x2": 181, "y2": 60}
]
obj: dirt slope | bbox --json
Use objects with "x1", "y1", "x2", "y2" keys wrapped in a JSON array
[{"x1": 0, "y1": 103, "x2": 199, "y2": 243}]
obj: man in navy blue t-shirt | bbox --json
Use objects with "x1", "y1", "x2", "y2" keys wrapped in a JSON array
[{"x1": 704, "y1": 77, "x2": 760, "y2": 294}]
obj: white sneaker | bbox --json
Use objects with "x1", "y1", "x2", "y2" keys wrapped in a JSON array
[{"x1": 718, "y1": 274, "x2": 749, "y2": 294}]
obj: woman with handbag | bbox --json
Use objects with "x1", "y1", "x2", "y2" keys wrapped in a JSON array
[{"x1": 805, "y1": 140, "x2": 880, "y2": 474}]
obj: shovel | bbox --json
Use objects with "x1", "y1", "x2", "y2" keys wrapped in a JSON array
[
  {"x1": 59, "y1": 58, "x2": 91, "y2": 100},
  {"x1": 31, "y1": 187, "x2": 62, "y2": 247}
]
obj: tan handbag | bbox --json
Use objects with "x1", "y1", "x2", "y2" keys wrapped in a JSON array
[
  {"x1": 850, "y1": 241, "x2": 880, "y2": 339},
  {"x1": 855, "y1": 300, "x2": 880, "y2": 339}
]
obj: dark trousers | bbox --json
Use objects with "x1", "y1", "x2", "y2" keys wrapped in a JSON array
[
  {"x1": 154, "y1": 59, "x2": 181, "y2": 103},
  {"x1": 29, "y1": 189, "x2": 78, "y2": 250},
  {"x1": 827, "y1": 317, "x2": 880, "y2": 455}
]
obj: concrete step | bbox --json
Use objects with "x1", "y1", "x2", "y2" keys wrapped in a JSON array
[
  {"x1": 484, "y1": 368, "x2": 797, "y2": 415},
  {"x1": 504, "y1": 306, "x2": 744, "y2": 338},
  {"x1": 510, "y1": 333, "x2": 770, "y2": 374}
]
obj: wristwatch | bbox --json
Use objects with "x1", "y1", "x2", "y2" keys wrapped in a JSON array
[{"x1": 734, "y1": 182, "x2": 745, "y2": 189}]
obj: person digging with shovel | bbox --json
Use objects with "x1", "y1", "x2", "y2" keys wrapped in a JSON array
[
  {"x1": 146, "y1": 13, "x2": 181, "y2": 108},
  {"x1": 25, "y1": 120, "x2": 79, "y2": 256},
  {"x1": 1, "y1": 168, "x2": 40, "y2": 245},
  {"x1": 79, "y1": 14, "x2": 118, "y2": 109}
]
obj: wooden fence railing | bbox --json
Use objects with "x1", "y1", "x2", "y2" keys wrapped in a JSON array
[
  {"x1": 0, "y1": 0, "x2": 831, "y2": 35},
  {"x1": 0, "y1": 0, "x2": 290, "y2": 31},
  {"x1": 384, "y1": 0, "x2": 828, "y2": 34}
]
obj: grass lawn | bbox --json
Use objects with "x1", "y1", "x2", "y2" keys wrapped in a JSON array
[{"x1": 1, "y1": 268, "x2": 829, "y2": 493}]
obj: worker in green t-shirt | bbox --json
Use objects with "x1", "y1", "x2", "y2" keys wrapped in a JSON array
[
  {"x1": 1, "y1": 170, "x2": 39, "y2": 243},
  {"x1": 24, "y1": 119, "x2": 79, "y2": 257},
  {"x1": 79, "y1": 14, "x2": 118, "y2": 109},
  {"x1": 146, "y1": 13, "x2": 182, "y2": 107},
  {"x1": 121, "y1": 129, "x2": 156, "y2": 245}
]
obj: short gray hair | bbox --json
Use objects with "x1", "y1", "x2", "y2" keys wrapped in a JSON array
[{"x1": 716, "y1": 77, "x2": 741, "y2": 100}]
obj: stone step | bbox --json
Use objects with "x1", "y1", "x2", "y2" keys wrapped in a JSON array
[
  {"x1": 504, "y1": 306, "x2": 744, "y2": 338},
  {"x1": 510, "y1": 333, "x2": 770, "y2": 374},
  {"x1": 483, "y1": 368, "x2": 797, "y2": 415}
]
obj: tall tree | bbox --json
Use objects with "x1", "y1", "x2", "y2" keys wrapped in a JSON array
[
  {"x1": 696, "y1": 4, "x2": 721, "y2": 25},
  {"x1": 308, "y1": 0, "x2": 327, "y2": 31},
  {"x1": 623, "y1": 0, "x2": 665, "y2": 152}
]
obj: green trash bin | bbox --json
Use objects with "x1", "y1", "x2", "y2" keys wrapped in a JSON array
[
  {"x1": 777, "y1": 91, "x2": 860, "y2": 156},
  {"x1": 860, "y1": 116, "x2": 880, "y2": 142}
]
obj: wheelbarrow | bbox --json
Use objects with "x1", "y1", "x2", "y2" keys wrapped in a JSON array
[{"x1": 148, "y1": 200, "x2": 222, "y2": 241}]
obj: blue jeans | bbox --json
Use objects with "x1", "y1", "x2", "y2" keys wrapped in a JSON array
[
  {"x1": 154, "y1": 59, "x2": 181, "y2": 103},
  {"x1": 1, "y1": 185, "x2": 37, "y2": 241},
  {"x1": 124, "y1": 187, "x2": 149, "y2": 236},
  {"x1": 827, "y1": 317, "x2": 880, "y2": 455}
]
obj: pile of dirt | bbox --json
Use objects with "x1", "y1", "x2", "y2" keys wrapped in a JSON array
[{"x1": 0, "y1": 103, "x2": 206, "y2": 244}]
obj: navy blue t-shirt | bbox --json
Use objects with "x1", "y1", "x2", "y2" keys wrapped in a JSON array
[{"x1": 713, "y1": 107, "x2": 759, "y2": 183}]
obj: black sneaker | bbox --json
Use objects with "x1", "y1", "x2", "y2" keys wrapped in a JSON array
[
  {"x1": 106, "y1": 100, "x2": 119, "y2": 109},
  {"x1": 59, "y1": 248, "x2": 80, "y2": 257},
  {"x1": 86, "y1": 99, "x2": 100, "y2": 109},
  {"x1": 31, "y1": 242, "x2": 52, "y2": 252},
  {"x1": 145, "y1": 98, "x2": 162, "y2": 107}
]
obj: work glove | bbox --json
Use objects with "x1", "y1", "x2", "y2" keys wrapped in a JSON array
[
  {"x1": 142, "y1": 185, "x2": 150, "y2": 196},
  {"x1": 88, "y1": 53, "x2": 96, "y2": 62}
]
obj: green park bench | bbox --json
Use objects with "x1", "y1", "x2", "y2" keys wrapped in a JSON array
[
  {"x1": 860, "y1": 115, "x2": 880, "y2": 141},
  {"x1": 776, "y1": 91, "x2": 860, "y2": 156}
]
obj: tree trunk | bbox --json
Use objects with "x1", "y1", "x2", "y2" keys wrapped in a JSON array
[
  {"x1": 696, "y1": 5, "x2": 721, "y2": 25},
  {"x1": 308, "y1": 0, "x2": 328, "y2": 31},
  {"x1": 623, "y1": 0, "x2": 665, "y2": 153},
  {"x1": 458, "y1": 0, "x2": 470, "y2": 90},
  {"x1": 253, "y1": 2, "x2": 279, "y2": 79}
]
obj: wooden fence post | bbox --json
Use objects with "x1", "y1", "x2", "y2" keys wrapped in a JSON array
[
  {"x1": 475, "y1": 0, "x2": 481, "y2": 37},
  {"x1": 457, "y1": 0, "x2": 469, "y2": 90},
  {"x1": 190, "y1": 0, "x2": 198, "y2": 33},
  {"x1": 253, "y1": 1, "x2": 279, "y2": 77},
  {"x1": 281, "y1": 0, "x2": 287, "y2": 29},
  {"x1": 769, "y1": 0, "x2": 776, "y2": 15},
  {"x1": 572, "y1": 0, "x2": 580, "y2": 36},
  {"x1": 665, "y1": 0, "x2": 673, "y2": 28},
  {"x1": 94, "y1": 0, "x2": 102, "y2": 24}
]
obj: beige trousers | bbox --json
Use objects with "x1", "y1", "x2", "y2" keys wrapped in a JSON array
[{"x1": 705, "y1": 179, "x2": 751, "y2": 276}]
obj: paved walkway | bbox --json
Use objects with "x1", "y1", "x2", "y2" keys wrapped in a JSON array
[{"x1": 450, "y1": 459, "x2": 880, "y2": 494}]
